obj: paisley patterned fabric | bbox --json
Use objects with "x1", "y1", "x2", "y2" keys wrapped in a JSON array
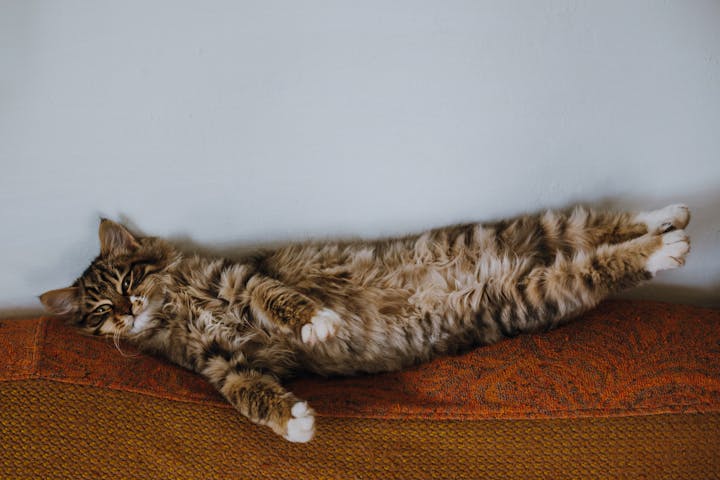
[{"x1": 1, "y1": 300, "x2": 719, "y2": 420}]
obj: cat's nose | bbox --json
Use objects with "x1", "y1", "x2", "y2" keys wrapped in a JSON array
[
  {"x1": 130, "y1": 295, "x2": 145, "y2": 315},
  {"x1": 116, "y1": 296, "x2": 132, "y2": 316}
]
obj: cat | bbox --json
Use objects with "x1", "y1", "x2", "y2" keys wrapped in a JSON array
[{"x1": 40, "y1": 204, "x2": 690, "y2": 442}]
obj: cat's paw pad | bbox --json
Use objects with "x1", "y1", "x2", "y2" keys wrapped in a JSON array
[
  {"x1": 646, "y1": 230, "x2": 690, "y2": 275},
  {"x1": 637, "y1": 204, "x2": 691, "y2": 234},
  {"x1": 284, "y1": 401, "x2": 315, "y2": 443},
  {"x1": 301, "y1": 309, "x2": 341, "y2": 346}
]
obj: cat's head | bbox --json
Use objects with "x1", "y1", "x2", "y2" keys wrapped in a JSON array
[{"x1": 40, "y1": 219, "x2": 179, "y2": 337}]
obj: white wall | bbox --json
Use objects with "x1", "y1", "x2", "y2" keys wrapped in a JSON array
[{"x1": 1, "y1": 1, "x2": 719, "y2": 315}]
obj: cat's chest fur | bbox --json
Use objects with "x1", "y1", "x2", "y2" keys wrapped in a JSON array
[{"x1": 145, "y1": 268, "x2": 302, "y2": 377}]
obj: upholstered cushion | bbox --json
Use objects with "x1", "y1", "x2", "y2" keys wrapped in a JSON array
[{"x1": 1, "y1": 300, "x2": 719, "y2": 478}]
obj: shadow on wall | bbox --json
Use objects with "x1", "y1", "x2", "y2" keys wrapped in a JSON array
[
  {"x1": 618, "y1": 283, "x2": 720, "y2": 309},
  {"x1": 169, "y1": 192, "x2": 720, "y2": 308},
  {"x1": 595, "y1": 189, "x2": 720, "y2": 309},
  {"x1": 3, "y1": 194, "x2": 718, "y2": 320}
]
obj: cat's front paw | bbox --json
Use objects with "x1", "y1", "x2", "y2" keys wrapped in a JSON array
[
  {"x1": 646, "y1": 230, "x2": 690, "y2": 275},
  {"x1": 636, "y1": 204, "x2": 691, "y2": 234},
  {"x1": 284, "y1": 401, "x2": 315, "y2": 443},
  {"x1": 301, "y1": 308, "x2": 341, "y2": 346}
]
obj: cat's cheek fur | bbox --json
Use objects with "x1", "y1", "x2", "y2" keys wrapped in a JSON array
[{"x1": 99, "y1": 320, "x2": 120, "y2": 336}]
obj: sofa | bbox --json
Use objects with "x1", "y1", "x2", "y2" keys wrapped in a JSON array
[{"x1": 1, "y1": 299, "x2": 718, "y2": 479}]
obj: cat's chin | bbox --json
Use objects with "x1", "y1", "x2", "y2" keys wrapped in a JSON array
[
  {"x1": 129, "y1": 311, "x2": 152, "y2": 334},
  {"x1": 129, "y1": 297, "x2": 163, "y2": 334}
]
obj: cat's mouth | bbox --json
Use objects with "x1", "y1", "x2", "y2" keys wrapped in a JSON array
[{"x1": 127, "y1": 295, "x2": 163, "y2": 334}]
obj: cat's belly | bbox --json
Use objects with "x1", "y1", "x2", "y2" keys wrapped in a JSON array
[{"x1": 294, "y1": 311, "x2": 495, "y2": 377}]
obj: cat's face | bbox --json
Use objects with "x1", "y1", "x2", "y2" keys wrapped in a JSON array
[{"x1": 40, "y1": 220, "x2": 178, "y2": 337}]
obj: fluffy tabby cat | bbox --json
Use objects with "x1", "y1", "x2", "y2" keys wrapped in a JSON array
[{"x1": 40, "y1": 204, "x2": 690, "y2": 442}]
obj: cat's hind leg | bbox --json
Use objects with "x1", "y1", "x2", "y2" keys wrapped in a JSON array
[
  {"x1": 540, "y1": 204, "x2": 690, "y2": 253},
  {"x1": 544, "y1": 228, "x2": 690, "y2": 316},
  {"x1": 644, "y1": 229, "x2": 691, "y2": 275},
  {"x1": 490, "y1": 228, "x2": 690, "y2": 338},
  {"x1": 634, "y1": 204, "x2": 691, "y2": 235}
]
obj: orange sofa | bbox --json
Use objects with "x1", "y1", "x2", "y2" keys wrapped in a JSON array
[{"x1": 1, "y1": 300, "x2": 719, "y2": 479}]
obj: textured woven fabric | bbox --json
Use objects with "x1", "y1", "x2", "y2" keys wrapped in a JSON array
[
  {"x1": 1, "y1": 300, "x2": 720, "y2": 478},
  {"x1": 2, "y1": 381, "x2": 719, "y2": 480},
  {"x1": 1, "y1": 300, "x2": 719, "y2": 420}
]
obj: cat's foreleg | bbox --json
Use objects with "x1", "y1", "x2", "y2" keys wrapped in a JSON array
[
  {"x1": 210, "y1": 367, "x2": 316, "y2": 442},
  {"x1": 248, "y1": 276, "x2": 341, "y2": 345}
]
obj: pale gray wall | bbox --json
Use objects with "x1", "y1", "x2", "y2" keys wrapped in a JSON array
[{"x1": 1, "y1": 1, "x2": 719, "y2": 315}]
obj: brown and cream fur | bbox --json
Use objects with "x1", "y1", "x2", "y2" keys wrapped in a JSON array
[{"x1": 40, "y1": 204, "x2": 691, "y2": 442}]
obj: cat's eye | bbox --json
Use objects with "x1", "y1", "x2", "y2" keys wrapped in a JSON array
[
  {"x1": 94, "y1": 305, "x2": 112, "y2": 315},
  {"x1": 122, "y1": 274, "x2": 132, "y2": 293}
]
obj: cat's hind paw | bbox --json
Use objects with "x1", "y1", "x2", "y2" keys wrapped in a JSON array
[
  {"x1": 301, "y1": 308, "x2": 341, "y2": 346},
  {"x1": 646, "y1": 230, "x2": 690, "y2": 275},
  {"x1": 284, "y1": 401, "x2": 315, "y2": 443},
  {"x1": 636, "y1": 204, "x2": 691, "y2": 234}
]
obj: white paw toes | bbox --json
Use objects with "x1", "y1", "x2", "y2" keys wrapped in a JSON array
[
  {"x1": 284, "y1": 401, "x2": 315, "y2": 443},
  {"x1": 637, "y1": 204, "x2": 690, "y2": 234},
  {"x1": 301, "y1": 308, "x2": 341, "y2": 346},
  {"x1": 646, "y1": 230, "x2": 690, "y2": 275}
]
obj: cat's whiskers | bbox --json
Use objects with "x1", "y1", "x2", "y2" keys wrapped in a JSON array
[{"x1": 112, "y1": 329, "x2": 139, "y2": 358}]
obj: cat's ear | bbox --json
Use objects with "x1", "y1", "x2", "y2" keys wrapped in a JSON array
[
  {"x1": 39, "y1": 287, "x2": 80, "y2": 316},
  {"x1": 99, "y1": 219, "x2": 139, "y2": 257}
]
